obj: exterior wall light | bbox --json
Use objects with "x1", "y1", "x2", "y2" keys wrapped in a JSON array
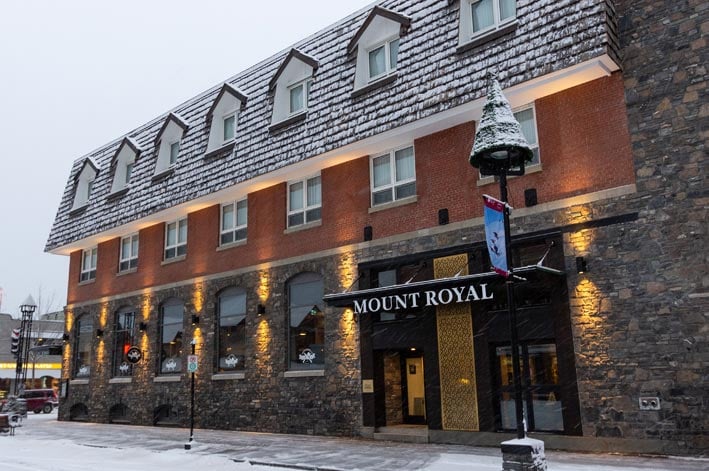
[
  {"x1": 576, "y1": 256, "x2": 588, "y2": 274},
  {"x1": 257, "y1": 304, "x2": 266, "y2": 316},
  {"x1": 139, "y1": 322, "x2": 148, "y2": 332},
  {"x1": 96, "y1": 329, "x2": 104, "y2": 338},
  {"x1": 62, "y1": 333, "x2": 70, "y2": 342},
  {"x1": 191, "y1": 314, "x2": 200, "y2": 325}
]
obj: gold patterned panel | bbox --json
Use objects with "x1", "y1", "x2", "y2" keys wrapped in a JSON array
[{"x1": 435, "y1": 254, "x2": 479, "y2": 431}]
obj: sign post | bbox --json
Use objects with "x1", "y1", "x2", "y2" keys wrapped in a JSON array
[{"x1": 185, "y1": 339, "x2": 197, "y2": 450}]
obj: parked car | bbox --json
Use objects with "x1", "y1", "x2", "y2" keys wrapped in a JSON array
[{"x1": 7, "y1": 389, "x2": 59, "y2": 414}]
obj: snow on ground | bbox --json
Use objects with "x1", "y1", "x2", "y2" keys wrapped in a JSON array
[{"x1": 1, "y1": 411, "x2": 706, "y2": 471}]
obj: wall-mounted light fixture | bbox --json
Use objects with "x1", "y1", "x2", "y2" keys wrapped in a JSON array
[
  {"x1": 576, "y1": 256, "x2": 588, "y2": 274},
  {"x1": 62, "y1": 333, "x2": 70, "y2": 342},
  {"x1": 363, "y1": 225, "x2": 373, "y2": 242},
  {"x1": 191, "y1": 314, "x2": 200, "y2": 325},
  {"x1": 257, "y1": 304, "x2": 266, "y2": 316},
  {"x1": 309, "y1": 305, "x2": 322, "y2": 316},
  {"x1": 96, "y1": 329, "x2": 104, "y2": 338},
  {"x1": 139, "y1": 322, "x2": 148, "y2": 332},
  {"x1": 438, "y1": 208, "x2": 449, "y2": 225}
]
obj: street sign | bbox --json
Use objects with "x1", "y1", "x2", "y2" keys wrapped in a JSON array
[{"x1": 187, "y1": 355, "x2": 198, "y2": 373}]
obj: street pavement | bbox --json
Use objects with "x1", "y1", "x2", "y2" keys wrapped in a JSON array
[{"x1": 7, "y1": 413, "x2": 707, "y2": 471}]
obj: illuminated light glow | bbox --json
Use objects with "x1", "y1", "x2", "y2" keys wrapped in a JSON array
[
  {"x1": 99, "y1": 304, "x2": 108, "y2": 329},
  {"x1": 258, "y1": 271, "x2": 270, "y2": 302},
  {"x1": 0, "y1": 362, "x2": 63, "y2": 369},
  {"x1": 142, "y1": 295, "x2": 152, "y2": 322},
  {"x1": 255, "y1": 318, "x2": 272, "y2": 371},
  {"x1": 192, "y1": 281, "x2": 205, "y2": 313}
]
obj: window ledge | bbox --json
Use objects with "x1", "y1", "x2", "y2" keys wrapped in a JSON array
[
  {"x1": 151, "y1": 167, "x2": 175, "y2": 182},
  {"x1": 69, "y1": 204, "x2": 88, "y2": 217},
  {"x1": 154, "y1": 375, "x2": 182, "y2": 383},
  {"x1": 106, "y1": 187, "x2": 129, "y2": 202},
  {"x1": 217, "y1": 239, "x2": 247, "y2": 252},
  {"x1": 269, "y1": 111, "x2": 308, "y2": 134},
  {"x1": 78, "y1": 278, "x2": 96, "y2": 286},
  {"x1": 117, "y1": 267, "x2": 138, "y2": 277},
  {"x1": 369, "y1": 195, "x2": 417, "y2": 214},
  {"x1": 204, "y1": 141, "x2": 236, "y2": 160},
  {"x1": 284, "y1": 219, "x2": 322, "y2": 234},
  {"x1": 457, "y1": 21, "x2": 518, "y2": 54},
  {"x1": 212, "y1": 372, "x2": 246, "y2": 381},
  {"x1": 476, "y1": 163, "x2": 543, "y2": 187},
  {"x1": 70, "y1": 379, "x2": 89, "y2": 385},
  {"x1": 351, "y1": 73, "x2": 398, "y2": 99},
  {"x1": 284, "y1": 369, "x2": 325, "y2": 378},
  {"x1": 162, "y1": 254, "x2": 186, "y2": 266},
  {"x1": 109, "y1": 377, "x2": 132, "y2": 384}
]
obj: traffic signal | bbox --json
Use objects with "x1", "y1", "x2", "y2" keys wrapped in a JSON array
[{"x1": 10, "y1": 328, "x2": 21, "y2": 357}]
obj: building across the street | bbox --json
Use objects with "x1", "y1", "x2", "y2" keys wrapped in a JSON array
[{"x1": 45, "y1": 0, "x2": 706, "y2": 456}]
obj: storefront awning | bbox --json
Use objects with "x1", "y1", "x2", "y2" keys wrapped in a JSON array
[{"x1": 323, "y1": 265, "x2": 564, "y2": 308}]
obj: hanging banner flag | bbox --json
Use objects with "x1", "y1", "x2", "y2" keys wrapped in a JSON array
[{"x1": 483, "y1": 195, "x2": 509, "y2": 277}]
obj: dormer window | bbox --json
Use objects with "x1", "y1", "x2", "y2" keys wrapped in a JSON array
[
  {"x1": 205, "y1": 83, "x2": 247, "y2": 155},
  {"x1": 72, "y1": 158, "x2": 99, "y2": 210},
  {"x1": 153, "y1": 113, "x2": 189, "y2": 177},
  {"x1": 459, "y1": 0, "x2": 517, "y2": 49},
  {"x1": 347, "y1": 6, "x2": 410, "y2": 93},
  {"x1": 109, "y1": 137, "x2": 142, "y2": 195},
  {"x1": 268, "y1": 49, "x2": 318, "y2": 129}
]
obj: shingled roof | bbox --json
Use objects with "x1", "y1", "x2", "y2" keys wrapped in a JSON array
[{"x1": 46, "y1": 0, "x2": 618, "y2": 252}]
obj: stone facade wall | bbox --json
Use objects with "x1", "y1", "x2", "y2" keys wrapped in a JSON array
[{"x1": 383, "y1": 351, "x2": 403, "y2": 425}]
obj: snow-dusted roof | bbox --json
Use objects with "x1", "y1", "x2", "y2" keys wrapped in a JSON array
[{"x1": 46, "y1": 0, "x2": 617, "y2": 252}]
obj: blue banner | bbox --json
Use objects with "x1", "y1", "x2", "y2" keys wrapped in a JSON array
[{"x1": 483, "y1": 195, "x2": 509, "y2": 277}]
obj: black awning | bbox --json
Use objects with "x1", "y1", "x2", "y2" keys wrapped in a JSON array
[{"x1": 323, "y1": 264, "x2": 564, "y2": 308}]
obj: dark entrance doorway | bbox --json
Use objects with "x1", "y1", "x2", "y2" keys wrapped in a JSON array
[{"x1": 376, "y1": 349, "x2": 428, "y2": 426}]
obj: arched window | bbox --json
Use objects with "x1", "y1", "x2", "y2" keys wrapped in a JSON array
[
  {"x1": 216, "y1": 287, "x2": 247, "y2": 372},
  {"x1": 287, "y1": 272, "x2": 324, "y2": 370},
  {"x1": 112, "y1": 307, "x2": 136, "y2": 377},
  {"x1": 157, "y1": 298, "x2": 183, "y2": 375},
  {"x1": 73, "y1": 314, "x2": 93, "y2": 378}
]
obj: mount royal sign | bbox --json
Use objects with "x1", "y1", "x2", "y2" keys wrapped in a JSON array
[{"x1": 353, "y1": 283, "x2": 494, "y2": 315}]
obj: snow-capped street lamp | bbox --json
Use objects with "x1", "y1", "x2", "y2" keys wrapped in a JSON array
[{"x1": 470, "y1": 74, "x2": 547, "y2": 470}]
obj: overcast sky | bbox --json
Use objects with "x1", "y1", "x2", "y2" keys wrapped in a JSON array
[{"x1": 0, "y1": 0, "x2": 376, "y2": 317}]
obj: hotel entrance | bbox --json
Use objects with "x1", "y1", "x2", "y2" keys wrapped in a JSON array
[{"x1": 376, "y1": 349, "x2": 427, "y2": 426}]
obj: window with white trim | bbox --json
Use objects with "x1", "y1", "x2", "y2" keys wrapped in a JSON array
[
  {"x1": 288, "y1": 175, "x2": 321, "y2": 228},
  {"x1": 164, "y1": 218, "x2": 187, "y2": 260},
  {"x1": 154, "y1": 114, "x2": 189, "y2": 175},
  {"x1": 371, "y1": 145, "x2": 416, "y2": 206},
  {"x1": 124, "y1": 162, "x2": 134, "y2": 184},
  {"x1": 222, "y1": 113, "x2": 236, "y2": 142},
  {"x1": 169, "y1": 142, "x2": 180, "y2": 165},
  {"x1": 471, "y1": 0, "x2": 516, "y2": 36},
  {"x1": 80, "y1": 247, "x2": 97, "y2": 282},
  {"x1": 288, "y1": 79, "x2": 311, "y2": 115},
  {"x1": 119, "y1": 234, "x2": 139, "y2": 272},
  {"x1": 220, "y1": 199, "x2": 247, "y2": 245},
  {"x1": 368, "y1": 38, "x2": 399, "y2": 81},
  {"x1": 513, "y1": 105, "x2": 540, "y2": 167},
  {"x1": 110, "y1": 138, "x2": 141, "y2": 193},
  {"x1": 72, "y1": 160, "x2": 98, "y2": 209}
]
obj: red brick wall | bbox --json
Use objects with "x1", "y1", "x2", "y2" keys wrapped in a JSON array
[{"x1": 67, "y1": 74, "x2": 634, "y2": 304}]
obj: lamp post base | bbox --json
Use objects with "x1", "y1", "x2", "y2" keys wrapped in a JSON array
[{"x1": 501, "y1": 437, "x2": 547, "y2": 471}]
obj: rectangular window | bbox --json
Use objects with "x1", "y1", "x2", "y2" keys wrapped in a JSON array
[
  {"x1": 288, "y1": 79, "x2": 311, "y2": 115},
  {"x1": 169, "y1": 142, "x2": 180, "y2": 165},
  {"x1": 288, "y1": 273, "x2": 325, "y2": 370},
  {"x1": 80, "y1": 247, "x2": 97, "y2": 282},
  {"x1": 112, "y1": 310, "x2": 135, "y2": 377},
  {"x1": 158, "y1": 300, "x2": 183, "y2": 375},
  {"x1": 514, "y1": 106, "x2": 540, "y2": 166},
  {"x1": 125, "y1": 162, "x2": 133, "y2": 184},
  {"x1": 471, "y1": 0, "x2": 516, "y2": 35},
  {"x1": 217, "y1": 288, "x2": 247, "y2": 372},
  {"x1": 164, "y1": 218, "x2": 187, "y2": 260},
  {"x1": 223, "y1": 114, "x2": 235, "y2": 142},
  {"x1": 288, "y1": 175, "x2": 321, "y2": 228},
  {"x1": 119, "y1": 234, "x2": 139, "y2": 272},
  {"x1": 86, "y1": 180, "x2": 94, "y2": 200},
  {"x1": 371, "y1": 145, "x2": 416, "y2": 206},
  {"x1": 220, "y1": 199, "x2": 247, "y2": 245},
  {"x1": 368, "y1": 38, "x2": 400, "y2": 80}
]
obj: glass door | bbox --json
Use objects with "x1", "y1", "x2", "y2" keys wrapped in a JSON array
[{"x1": 495, "y1": 342, "x2": 563, "y2": 432}]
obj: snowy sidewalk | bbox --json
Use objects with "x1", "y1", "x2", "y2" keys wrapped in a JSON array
[{"x1": 1, "y1": 412, "x2": 706, "y2": 471}]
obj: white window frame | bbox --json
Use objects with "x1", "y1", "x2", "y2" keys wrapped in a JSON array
[
  {"x1": 124, "y1": 162, "x2": 134, "y2": 185},
  {"x1": 220, "y1": 198, "x2": 248, "y2": 245},
  {"x1": 367, "y1": 37, "x2": 400, "y2": 82},
  {"x1": 222, "y1": 112, "x2": 236, "y2": 143},
  {"x1": 287, "y1": 175, "x2": 322, "y2": 228},
  {"x1": 119, "y1": 233, "x2": 139, "y2": 272},
  {"x1": 80, "y1": 247, "x2": 97, "y2": 282},
  {"x1": 469, "y1": 0, "x2": 517, "y2": 38},
  {"x1": 287, "y1": 79, "x2": 311, "y2": 115},
  {"x1": 370, "y1": 145, "x2": 416, "y2": 207},
  {"x1": 169, "y1": 141, "x2": 180, "y2": 165},
  {"x1": 164, "y1": 218, "x2": 187, "y2": 260}
]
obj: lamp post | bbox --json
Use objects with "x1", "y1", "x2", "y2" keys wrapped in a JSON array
[
  {"x1": 470, "y1": 75, "x2": 547, "y2": 470},
  {"x1": 185, "y1": 337, "x2": 197, "y2": 450},
  {"x1": 14, "y1": 295, "x2": 37, "y2": 395}
]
